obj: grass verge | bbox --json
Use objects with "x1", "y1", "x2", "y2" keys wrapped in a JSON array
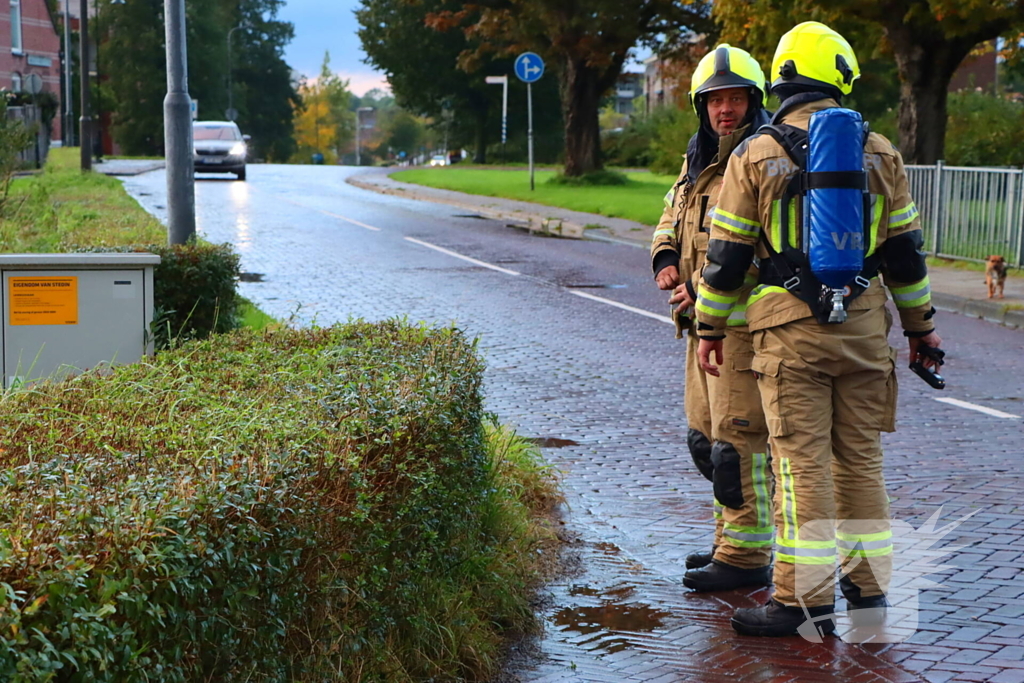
[
  {"x1": 1, "y1": 148, "x2": 166, "y2": 251},
  {"x1": 0, "y1": 321, "x2": 561, "y2": 681},
  {"x1": 392, "y1": 167, "x2": 675, "y2": 225}
]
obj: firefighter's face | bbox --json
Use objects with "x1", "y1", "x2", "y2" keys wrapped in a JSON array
[{"x1": 707, "y1": 88, "x2": 750, "y2": 136}]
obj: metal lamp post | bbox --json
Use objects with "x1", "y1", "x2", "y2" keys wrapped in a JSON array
[
  {"x1": 484, "y1": 75, "x2": 508, "y2": 165},
  {"x1": 226, "y1": 24, "x2": 246, "y2": 121},
  {"x1": 164, "y1": 0, "x2": 195, "y2": 244},
  {"x1": 78, "y1": 0, "x2": 91, "y2": 170}
]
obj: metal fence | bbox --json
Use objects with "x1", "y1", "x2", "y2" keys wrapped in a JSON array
[
  {"x1": 5, "y1": 105, "x2": 50, "y2": 170},
  {"x1": 906, "y1": 162, "x2": 1024, "y2": 268}
]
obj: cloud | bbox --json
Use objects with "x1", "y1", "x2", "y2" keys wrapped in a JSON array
[{"x1": 339, "y1": 72, "x2": 392, "y2": 97}]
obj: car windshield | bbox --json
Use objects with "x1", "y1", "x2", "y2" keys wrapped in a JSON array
[{"x1": 194, "y1": 126, "x2": 240, "y2": 141}]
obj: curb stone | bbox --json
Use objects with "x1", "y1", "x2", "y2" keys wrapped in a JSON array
[
  {"x1": 345, "y1": 173, "x2": 585, "y2": 239},
  {"x1": 348, "y1": 168, "x2": 1023, "y2": 331}
]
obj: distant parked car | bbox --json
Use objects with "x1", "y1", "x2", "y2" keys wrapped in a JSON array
[
  {"x1": 429, "y1": 154, "x2": 447, "y2": 167},
  {"x1": 193, "y1": 121, "x2": 249, "y2": 180}
]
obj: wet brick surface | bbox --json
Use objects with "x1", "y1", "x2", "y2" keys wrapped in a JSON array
[{"x1": 124, "y1": 166, "x2": 1024, "y2": 682}]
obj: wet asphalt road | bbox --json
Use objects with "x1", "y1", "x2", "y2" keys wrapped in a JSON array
[{"x1": 123, "y1": 165, "x2": 1024, "y2": 683}]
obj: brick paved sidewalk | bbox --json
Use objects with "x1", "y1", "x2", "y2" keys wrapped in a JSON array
[{"x1": 350, "y1": 168, "x2": 1024, "y2": 329}]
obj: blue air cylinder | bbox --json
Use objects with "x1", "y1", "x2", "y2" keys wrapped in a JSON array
[{"x1": 807, "y1": 108, "x2": 865, "y2": 290}]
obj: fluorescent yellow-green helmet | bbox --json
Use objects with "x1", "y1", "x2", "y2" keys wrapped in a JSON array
[
  {"x1": 771, "y1": 22, "x2": 860, "y2": 96},
  {"x1": 689, "y1": 44, "x2": 769, "y2": 115}
]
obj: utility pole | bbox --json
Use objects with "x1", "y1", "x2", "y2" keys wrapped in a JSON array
[
  {"x1": 78, "y1": 0, "x2": 91, "y2": 170},
  {"x1": 63, "y1": 0, "x2": 74, "y2": 147},
  {"x1": 226, "y1": 24, "x2": 244, "y2": 120},
  {"x1": 164, "y1": 0, "x2": 195, "y2": 244}
]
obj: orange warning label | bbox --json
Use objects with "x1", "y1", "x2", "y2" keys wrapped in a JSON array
[{"x1": 8, "y1": 277, "x2": 79, "y2": 326}]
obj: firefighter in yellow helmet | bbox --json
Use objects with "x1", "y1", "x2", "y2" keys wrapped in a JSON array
[
  {"x1": 696, "y1": 22, "x2": 943, "y2": 636},
  {"x1": 650, "y1": 45, "x2": 775, "y2": 591}
]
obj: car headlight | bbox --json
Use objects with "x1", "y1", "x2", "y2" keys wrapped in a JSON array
[{"x1": 229, "y1": 142, "x2": 247, "y2": 157}]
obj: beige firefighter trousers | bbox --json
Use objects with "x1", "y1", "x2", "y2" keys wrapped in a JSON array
[
  {"x1": 687, "y1": 327, "x2": 773, "y2": 570},
  {"x1": 751, "y1": 306, "x2": 896, "y2": 607}
]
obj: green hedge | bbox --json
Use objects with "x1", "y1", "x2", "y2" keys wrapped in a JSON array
[
  {"x1": 77, "y1": 242, "x2": 241, "y2": 348},
  {"x1": 0, "y1": 321, "x2": 554, "y2": 681}
]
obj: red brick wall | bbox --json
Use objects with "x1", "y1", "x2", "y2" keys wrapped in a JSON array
[{"x1": 1, "y1": 0, "x2": 63, "y2": 141}]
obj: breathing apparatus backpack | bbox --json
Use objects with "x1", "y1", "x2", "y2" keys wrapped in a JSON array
[{"x1": 758, "y1": 108, "x2": 882, "y2": 324}]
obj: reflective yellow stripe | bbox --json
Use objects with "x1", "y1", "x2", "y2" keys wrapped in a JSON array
[
  {"x1": 837, "y1": 529, "x2": 893, "y2": 557},
  {"x1": 752, "y1": 452, "x2": 770, "y2": 529},
  {"x1": 713, "y1": 498, "x2": 724, "y2": 520},
  {"x1": 769, "y1": 200, "x2": 782, "y2": 252},
  {"x1": 698, "y1": 288, "x2": 740, "y2": 304},
  {"x1": 787, "y1": 199, "x2": 798, "y2": 249},
  {"x1": 781, "y1": 458, "x2": 796, "y2": 542},
  {"x1": 748, "y1": 284, "x2": 787, "y2": 306},
  {"x1": 711, "y1": 208, "x2": 761, "y2": 238},
  {"x1": 891, "y1": 276, "x2": 931, "y2": 308},
  {"x1": 653, "y1": 228, "x2": 675, "y2": 238},
  {"x1": 836, "y1": 530, "x2": 891, "y2": 543},
  {"x1": 888, "y1": 202, "x2": 919, "y2": 228},
  {"x1": 726, "y1": 302, "x2": 748, "y2": 327},
  {"x1": 663, "y1": 188, "x2": 674, "y2": 208},
  {"x1": 866, "y1": 195, "x2": 884, "y2": 256},
  {"x1": 723, "y1": 521, "x2": 775, "y2": 548}
]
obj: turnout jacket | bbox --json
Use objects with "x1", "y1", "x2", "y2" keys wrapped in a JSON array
[
  {"x1": 696, "y1": 98, "x2": 935, "y2": 337},
  {"x1": 651, "y1": 117, "x2": 766, "y2": 336}
]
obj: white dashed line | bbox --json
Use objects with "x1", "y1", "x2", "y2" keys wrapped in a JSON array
[
  {"x1": 403, "y1": 237, "x2": 521, "y2": 276},
  {"x1": 567, "y1": 289, "x2": 675, "y2": 325},
  {"x1": 933, "y1": 397, "x2": 1021, "y2": 420},
  {"x1": 318, "y1": 210, "x2": 381, "y2": 232}
]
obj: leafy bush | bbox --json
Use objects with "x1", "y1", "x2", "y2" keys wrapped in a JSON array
[
  {"x1": 944, "y1": 90, "x2": 1024, "y2": 167},
  {"x1": 76, "y1": 242, "x2": 242, "y2": 348},
  {"x1": 546, "y1": 169, "x2": 628, "y2": 186},
  {"x1": 602, "y1": 107, "x2": 699, "y2": 175},
  {"x1": 0, "y1": 321, "x2": 558, "y2": 681}
]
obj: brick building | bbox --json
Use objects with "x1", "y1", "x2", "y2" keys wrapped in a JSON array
[{"x1": 1, "y1": 0, "x2": 63, "y2": 141}]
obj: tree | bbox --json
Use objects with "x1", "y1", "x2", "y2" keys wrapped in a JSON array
[
  {"x1": 444, "y1": 0, "x2": 714, "y2": 176},
  {"x1": 230, "y1": 0, "x2": 301, "y2": 162},
  {"x1": 100, "y1": 0, "x2": 297, "y2": 157},
  {"x1": 356, "y1": 0, "x2": 501, "y2": 163},
  {"x1": 714, "y1": 0, "x2": 1024, "y2": 163},
  {"x1": 290, "y1": 52, "x2": 353, "y2": 164}
]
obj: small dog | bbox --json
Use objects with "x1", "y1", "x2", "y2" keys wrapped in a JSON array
[{"x1": 986, "y1": 255, "x2": 1007, "y2": 299}]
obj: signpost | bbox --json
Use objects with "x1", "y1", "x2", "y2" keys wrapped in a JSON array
[
  {"x1": 514, "y1": 52, "x2": 544, "y2": 190},
  {"x1": 484, "y1": 75, "x2": 508, "y2": 165}
]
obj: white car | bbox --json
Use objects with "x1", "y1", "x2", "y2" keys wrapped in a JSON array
[
  {"x1": 193, "y1": 121, "x2": 249, "y2": 180},
  {"x1": 429, "y1": 155, "x2": 447, "y2": 167}
]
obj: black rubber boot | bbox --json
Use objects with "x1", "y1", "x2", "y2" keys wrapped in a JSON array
[
  {"x1": 731, "y1": 599, "x2": 836, "y2": 638},
  {"x1": 682, "y1": 560, "x2": 772, "y2": 592},
  {"x1": 684, "y1": 549, "x2": 715, "y2": 569},
  {"x1": 840, "y1": 575, "x2": 888, "y2": 626}
]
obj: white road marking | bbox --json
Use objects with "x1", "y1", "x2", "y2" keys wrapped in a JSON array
[
  {"x1": 283, "y1": 199, "x2": 381, "y2": 231},
  {"x1": 933, "y1": 397, "x2": 1021, "y2": 420},
  {"x1": 403, "y1": 237, "x2": 521, "y2": 276},
  {"x1": 568, "y1": 289, "x2": 675, "y2": 325},
  {"x1": 318, "y1": 210, "x2": 381, "y2": 232}
]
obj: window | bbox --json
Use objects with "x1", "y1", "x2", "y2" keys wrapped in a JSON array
[
  {"x1": 10, "y1": 0, "x2": 22, "y2": 53},
  {"x1": 11, "y1": 72, "x2": 21, "y2": 92}
]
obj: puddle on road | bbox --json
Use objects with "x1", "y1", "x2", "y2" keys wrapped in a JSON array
[
  {"x1": 553, "y1": 581, "x2": 671, "y2": 654},
  {"x1": 452, "y1": 213, "x2": 489, "y2": 219},
  {"x1": 527, "y1": 437, "x2": 579, "y2": 448},
  {"x1": 239, "y1": 272, "x2": 265, "y2": 283}
]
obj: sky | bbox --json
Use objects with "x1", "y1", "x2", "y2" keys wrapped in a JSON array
[
  {"x1": 276, "y1": 0, "x2": 650, "y2": 97},
  {"x1": 277, "y1": 0, "x2": 390, "y2": 96}
]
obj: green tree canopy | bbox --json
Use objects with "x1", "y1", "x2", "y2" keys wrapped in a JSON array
[
  {"x1": 714, "y1": 0, "x2": 1024, "y2": 163},
  {"x1": 101, "y1": 0, "x2": 297, "y2": 158},
  {"x1": 445, "y1": 0, "x2": 713, "y2": 176}
]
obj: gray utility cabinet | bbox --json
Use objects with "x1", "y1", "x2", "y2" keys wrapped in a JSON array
[{"x1": 0, "y1": 254, "x2": 160, "y2": 388}]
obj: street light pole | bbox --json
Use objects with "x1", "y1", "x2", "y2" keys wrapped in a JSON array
[
  {"x1": 164, "y1": 0, "x2": 195, "y2": 244},
  {"x1": 226, "y1": 24, "x2": 244, "y2": 120},
  {"x1": 63, "y1": 0, "x2": 73, "y2": 146},
  {"x1": 485, "y1": 75, "x2": 508, "y2": 165},
  {"x1": 78, "y1": 0, "x2": 91, "y2": 170}
]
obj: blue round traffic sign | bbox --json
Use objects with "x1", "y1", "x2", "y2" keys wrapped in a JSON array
[{"x1": 514, "y1": 52, "x2": 545, "y2": 83}]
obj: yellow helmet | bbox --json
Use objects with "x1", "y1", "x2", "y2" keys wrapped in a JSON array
[
  {"x1": 689, "y1": 44, "x2": 768, "y2": 114},
  {"x1": 771, "y1": 22, "x2": 860, "y2": 96}
]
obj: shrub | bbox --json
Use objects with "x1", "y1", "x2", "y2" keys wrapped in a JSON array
[
  {"x1": 0, "y1": 321, "x2": 558, "y2": 681},
  {"x1": 943, "y1": 90, "x2": 1024, "y2": 167},
  {"x1": 546, "y1": 169, "x2": 628, "y2": 186},
  {"x1": 75, "y1": 242, "x2": 241, "y2": 348}
]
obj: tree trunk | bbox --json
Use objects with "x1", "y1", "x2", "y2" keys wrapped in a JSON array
[
  {"x1": 559, "y1": 58, "x2": 604, "y2": 176},
  {"x1": 885, "y1": 25, "x2": 975, "y2": 164}
]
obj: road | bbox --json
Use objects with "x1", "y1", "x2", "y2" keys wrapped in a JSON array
[{"x1": 124, "y1": 165, "x2": 1024, "y2": 683}]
